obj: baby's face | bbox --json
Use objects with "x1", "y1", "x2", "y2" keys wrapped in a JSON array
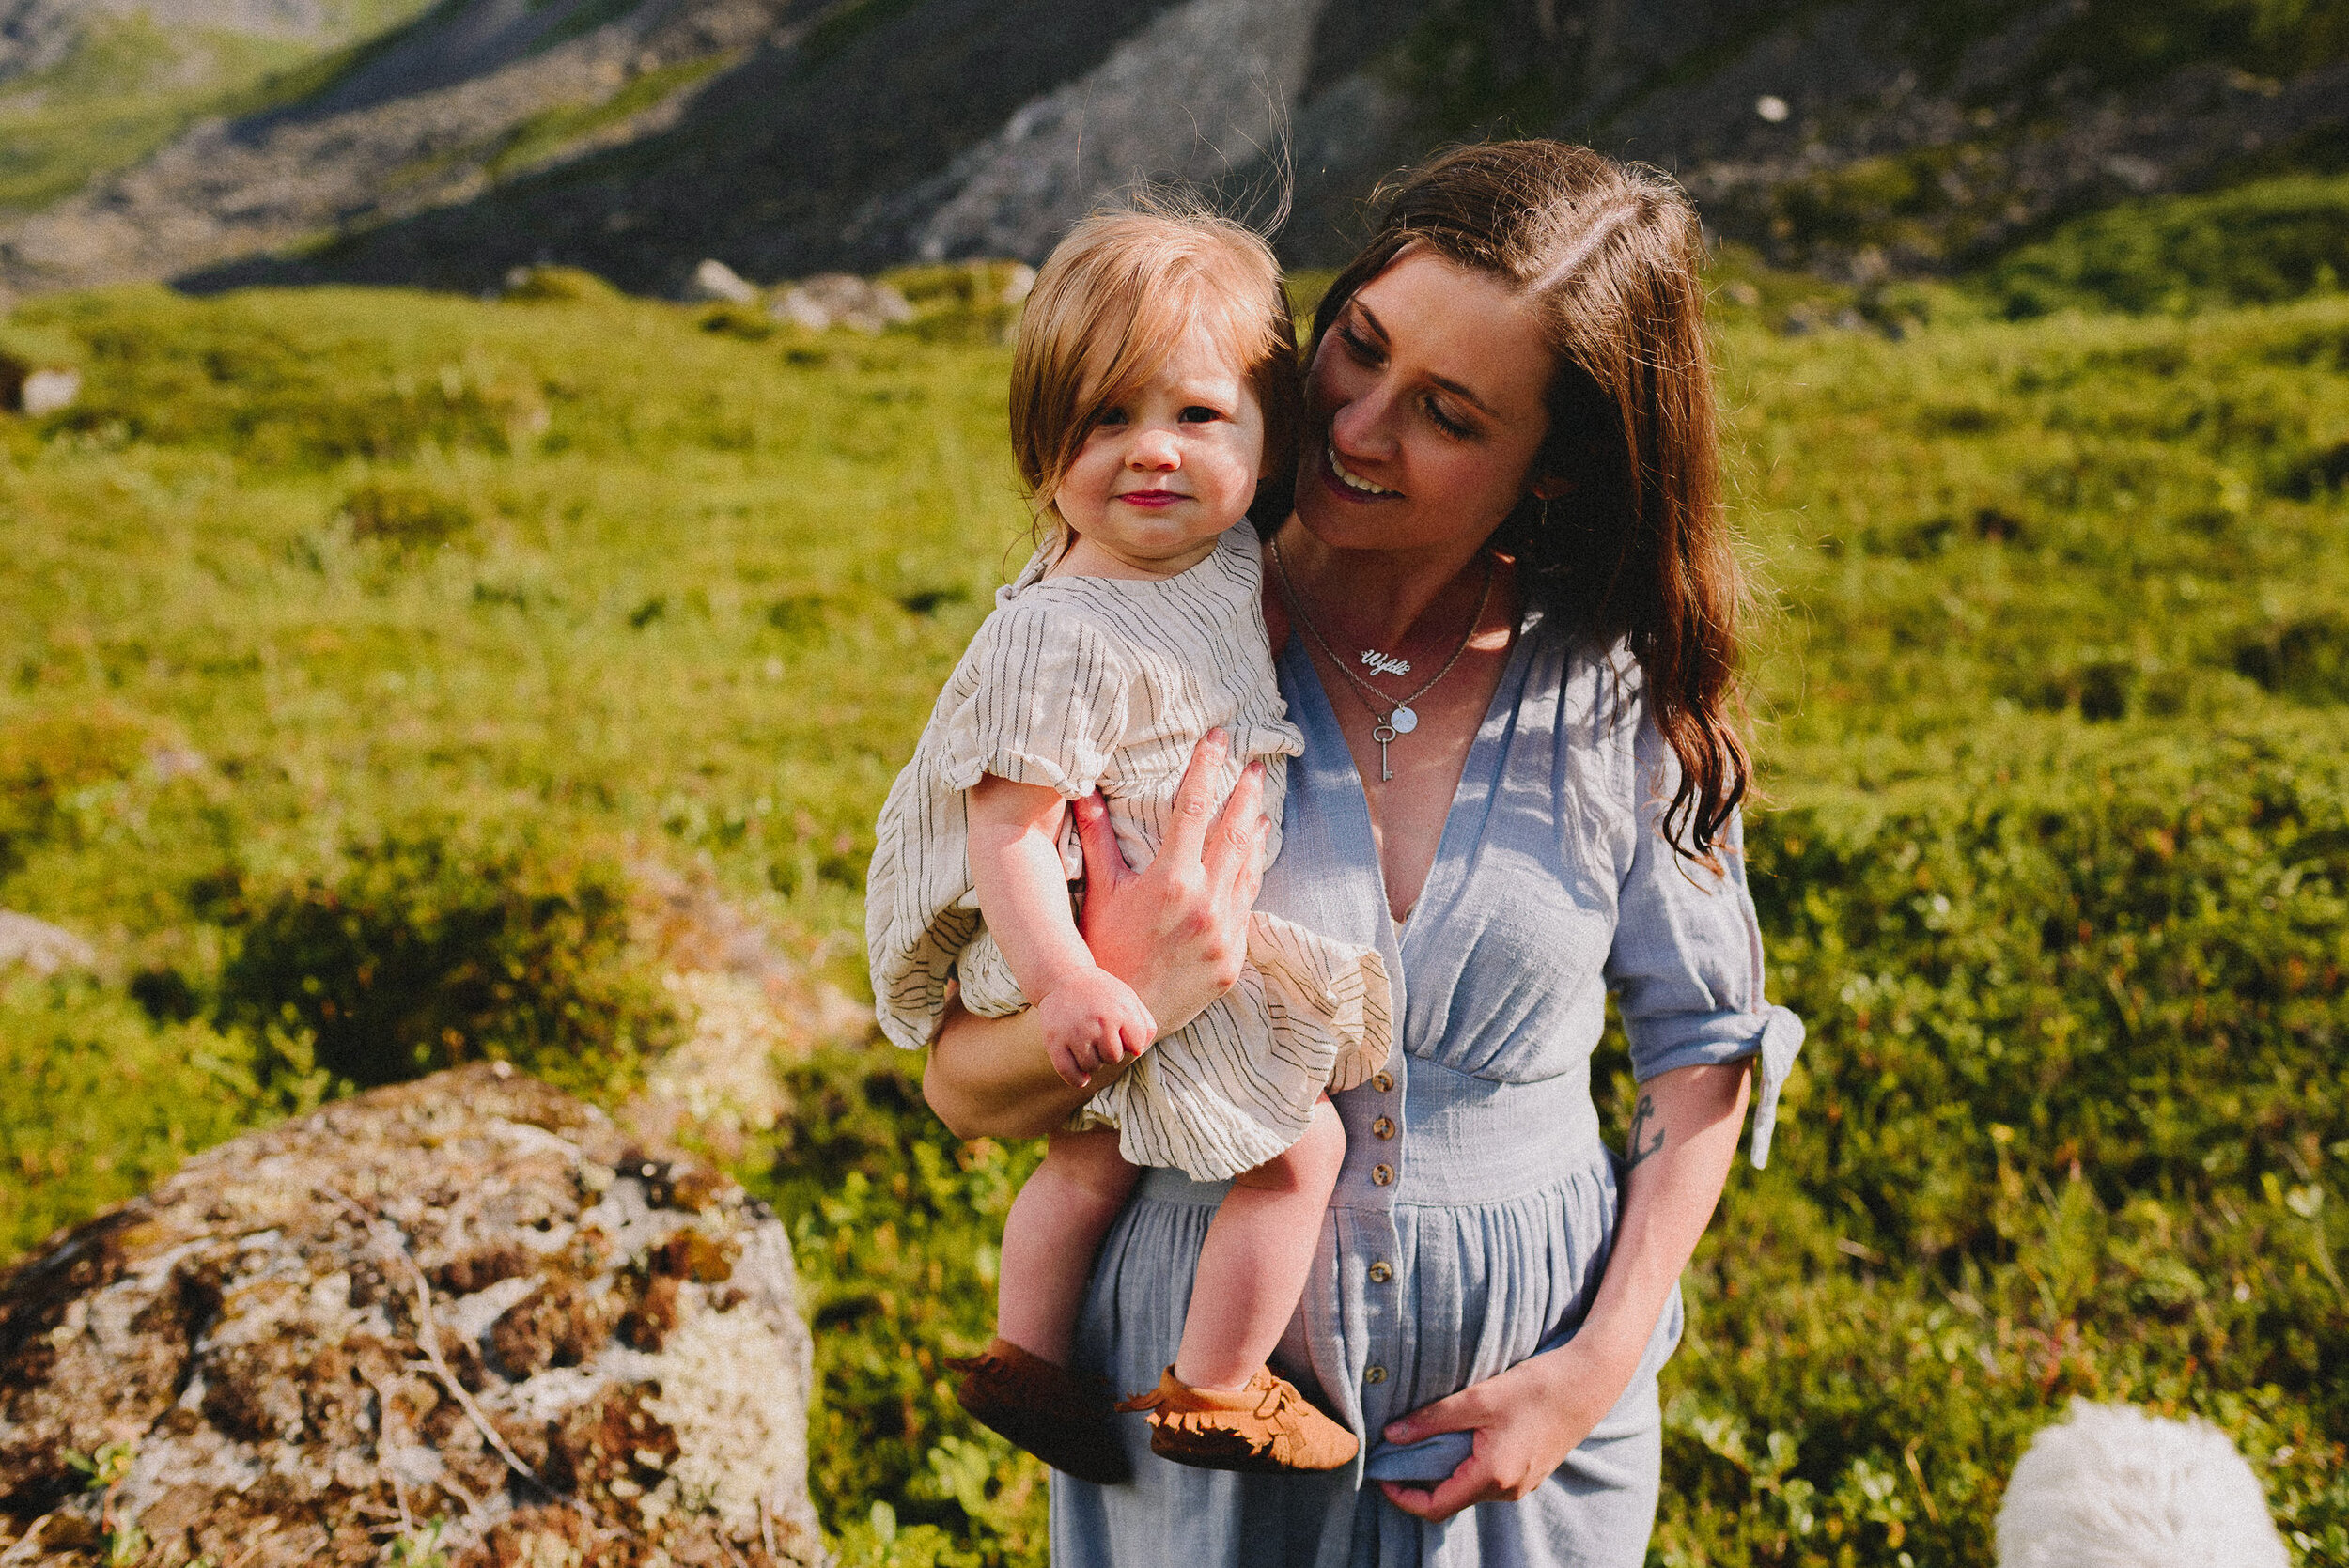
[{"x1": 1053, "y1": 321, "x2": 1265, "y2": 576}]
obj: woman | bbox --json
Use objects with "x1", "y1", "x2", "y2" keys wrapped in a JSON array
[{"x1": 923, "y1": 142, "x2": 1803, "y2": 1566}]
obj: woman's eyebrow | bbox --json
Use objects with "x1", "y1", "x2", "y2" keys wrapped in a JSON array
[{"x1": 1428, "y1": 375, "x2": 1497, "y2": 418}]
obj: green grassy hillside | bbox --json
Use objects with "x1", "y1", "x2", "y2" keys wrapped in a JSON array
[
  {"x1": 1, "y1": 264, "x2": 2343, "y2": 1564},
  {"x1": 0, "y1": 0, "x2": 441, "y2": 214}
]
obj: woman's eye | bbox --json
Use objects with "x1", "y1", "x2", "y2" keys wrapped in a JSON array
[
  {"x1": 1338, "y1": 325, "x2": 1379, "y2": 364},
  {"x1": 1423, "y1": 396, "x2": 1473, "y2": 438},
  {"x1": 1178, "y1": 405, "x2": 1221, "y2": 424}
]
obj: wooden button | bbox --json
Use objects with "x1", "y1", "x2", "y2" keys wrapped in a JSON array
[
  {"x1": 1364, "y1": 1365, "x2": 1387, "y2": 1385},
  {"x1": 1371, "y1": 1163, "x2": 1394, "y2": 1187},
  {"x1": 1371, "y1": 1072, "x2": 1394, "y2": 1093},
  {"x1": 1371, "y1": 1116, "x2": 1395, "y2": 1140},
  {"x1": 1367, "y1": 1261, "x2": 1392, "y2": 1283}
]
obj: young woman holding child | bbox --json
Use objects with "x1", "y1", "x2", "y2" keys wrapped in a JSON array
[{"x1": 910, "y1": 141, "x2": 1805, "y2": 1566}]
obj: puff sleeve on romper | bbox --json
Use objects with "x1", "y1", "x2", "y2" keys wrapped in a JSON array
[{"x1": 866, "y1": 524, "x2": 1392, "y2": 1180}]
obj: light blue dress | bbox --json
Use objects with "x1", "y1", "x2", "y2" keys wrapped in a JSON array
[{"x1": 1050, "y1": 604, "x2": 1804, "y2": 1567}]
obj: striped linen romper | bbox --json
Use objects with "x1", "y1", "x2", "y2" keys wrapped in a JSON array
[
  {"x1": 867, "y1": 522, "x2": 1393, "y2": 1179},
  {"x1": 1050, "y1": 605, "x2": 1805, "y2": 1566}
]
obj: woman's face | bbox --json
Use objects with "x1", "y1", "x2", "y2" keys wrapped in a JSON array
[{"x1": 1296, "y1": 247, "x2": 1558, "y2": 557}]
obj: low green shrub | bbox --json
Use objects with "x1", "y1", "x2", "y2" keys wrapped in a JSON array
[
  {"x1": 340, "y1": 475, "x2": 477, "y2": 549},
  {"x1": 209, "y1": 825, "x2": 677, "y2": 1094},
  {"x1": 500, "y1": 265, "x2": 620, "y2": 304},
  {"x1": 0, "y1": 977, "x2": 314, "y2": 1257},
  {"x1": 1988, "y1": 174, "x2": 2349, "y2": 318},
  {"x1": 1644, "y1": 725, "x2": 2349, "y2": 1565},
  {"x1": 2233, "y1": 613, "x2": 2349, "y2": 704},
  {"x1": 0, "y1": 704, "x2": 152, "y2": 874},
  {"x1": 700, "y1": 303, "x2": 778, "y2": 341},
  {"x1": 748, "y1": 1049, "x2": 1049, "y2": 1566}
]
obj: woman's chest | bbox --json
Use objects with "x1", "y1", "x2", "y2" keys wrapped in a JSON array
[
  {"x1": 1267, "y1": 623, "x2": 1636, "y2": 1080},
  {"x1": 1298, "y1": 637, "x2": 1516, "y2": 924}
]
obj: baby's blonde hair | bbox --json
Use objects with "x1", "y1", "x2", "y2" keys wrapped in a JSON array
[{"x1": 1009, "y1": 204, "x2": 1301, "y2": 533}]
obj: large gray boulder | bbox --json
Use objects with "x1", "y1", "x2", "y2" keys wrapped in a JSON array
[{"x1": 0, "y1": 1063, "x2": 825, "y2": 1565}]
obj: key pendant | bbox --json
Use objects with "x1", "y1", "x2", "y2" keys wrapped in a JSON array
[{"x1": 1372, "y1": 721, "x2": 1397, "y2": 781}]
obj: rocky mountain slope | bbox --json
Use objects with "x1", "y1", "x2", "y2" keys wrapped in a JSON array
[{"x1": 0, "y1": 0, "x2": 2344, "y2": 295}]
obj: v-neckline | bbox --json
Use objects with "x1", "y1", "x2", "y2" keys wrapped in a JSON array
[{"x1": 1278, "y1": 610, "x2": 1542, "y2": 942}]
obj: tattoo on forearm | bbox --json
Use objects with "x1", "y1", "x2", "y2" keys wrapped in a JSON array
[{"x1": 1626, "y1": 1094, "x2": 1666, "y2": 1170}]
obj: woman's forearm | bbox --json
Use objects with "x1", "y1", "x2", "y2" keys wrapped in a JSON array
[
  {"x1": 1374, "y1": 1059, "x2": 1753, "y2": 1522},
  {"x1": 1561, "y1": 1062, "x2": 1750, "y2": 1384},
  {"x1": 924, "y1": 999, "x2": 1120, "y2": 1139}
]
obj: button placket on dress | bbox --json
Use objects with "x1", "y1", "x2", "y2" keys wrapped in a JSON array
[{"x1": 1342, "y1": 1047, "x2": 1407, "y2": 1435}]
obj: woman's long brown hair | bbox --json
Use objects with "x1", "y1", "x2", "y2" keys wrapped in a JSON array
[{"x1": 1311, "y1": 142, "x2": 1750, "y2": 865}]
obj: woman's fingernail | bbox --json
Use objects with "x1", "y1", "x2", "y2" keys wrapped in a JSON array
[{"x1": 1382, "y1": 1423, "x2": 1408, "y2": 1442}]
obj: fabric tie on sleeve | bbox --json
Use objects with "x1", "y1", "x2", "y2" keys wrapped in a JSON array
[{"x1": 1744, "y1": 1004, "x2": 1805, "y2": 1169}]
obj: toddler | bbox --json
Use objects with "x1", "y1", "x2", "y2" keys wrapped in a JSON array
[{"x1": 866, "y1": 208, "x2": 1389, "y2": 1481}]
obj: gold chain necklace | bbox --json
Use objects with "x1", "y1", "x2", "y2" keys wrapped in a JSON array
[{"x1": 1269, "y1": 535, "x2": 1496, "y2": 783}]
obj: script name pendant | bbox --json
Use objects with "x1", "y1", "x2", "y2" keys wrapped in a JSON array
[{"x1": 1360, "y1": 649, "x2": 1411, "y2": 677}]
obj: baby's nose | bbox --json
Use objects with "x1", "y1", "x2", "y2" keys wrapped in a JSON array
[{"x1": 1128, "y1": 429, "x2": 1181, "y2": 468}]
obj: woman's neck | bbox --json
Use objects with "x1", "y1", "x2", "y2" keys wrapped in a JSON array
[{"x1": 1269, "y1": 517, "x2": 1507, "y2": 650}]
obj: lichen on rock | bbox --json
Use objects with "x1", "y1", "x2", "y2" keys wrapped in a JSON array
[{"x1": 0, "y1": 1063, "x2": 825, "y2": 1565}]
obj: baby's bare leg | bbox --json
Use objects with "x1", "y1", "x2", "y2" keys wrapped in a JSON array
[
  {"x1": 1173, "y1": 1100, "x2": 1346, "y2": 1391},
  {"x1": 998, "y1": 1126, "x2": 1140, "y2": 1366}
]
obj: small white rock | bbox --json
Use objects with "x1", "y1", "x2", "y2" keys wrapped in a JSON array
[
  {"x1": 768, "y1": 286, "x2": 832, "y2": 331},
  {"x1": 685, "y1": 258, "x2": 758, "y2": 305},
  {"x1": 20, "y1": 366, "x2": 79, "y2": 415},
  {"x1": 0, "y1": 909, "x2": 97, "y2": 975}
]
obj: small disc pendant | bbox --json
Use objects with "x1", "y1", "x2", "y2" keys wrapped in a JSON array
[{"x1": 1388, "y1": 706, "x2": 1418, "y2": 735}]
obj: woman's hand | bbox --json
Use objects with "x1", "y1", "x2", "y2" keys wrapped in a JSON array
[
  {"x1": 1374, "y1": 1341, "x2": 1622, "y2": 1523},
  {"x1": 1071, "y1": 727, "x2": 1268, "y2": 1035},
  {"x1": 922, "y1": 729, "x2": 1269, "y2": 1139}
]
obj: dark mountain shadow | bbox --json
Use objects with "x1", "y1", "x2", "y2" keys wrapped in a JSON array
[{"x1": 179, "y1": 0, "x2": 1195, "y2": 295}]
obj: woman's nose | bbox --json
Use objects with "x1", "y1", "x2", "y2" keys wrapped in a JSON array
[{"x1": 1329, "y1": 387, "x2": 1397, "y2": 461}]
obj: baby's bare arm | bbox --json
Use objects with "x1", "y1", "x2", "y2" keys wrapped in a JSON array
[
  {"x1": 967, "y1": 775, "x2": 1156, "y2": 1085},
  {"x1": 967, "y1": 774, "x2": 1097, "y2": 995}
]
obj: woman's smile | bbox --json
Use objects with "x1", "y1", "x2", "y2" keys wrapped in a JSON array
[{"x1": 1324, "y1": 441, "x2": 1400, "y2": 500}]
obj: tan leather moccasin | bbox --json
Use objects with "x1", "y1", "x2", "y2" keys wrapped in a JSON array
[
  {"x1": 1116, "y1": 1365, "x2": 1361, "y2": 1474},
  {"x1": 949, "y1": 1336, "x2": 1133, "y2": 1485}
]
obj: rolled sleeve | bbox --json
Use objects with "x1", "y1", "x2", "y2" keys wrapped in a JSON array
[{"x1": 1606, "y1": 715, "x2": 1805, "y2": 1168}]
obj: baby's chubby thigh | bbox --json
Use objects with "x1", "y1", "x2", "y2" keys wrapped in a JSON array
[{"x1": 1228, "y1": 1096, "x2": 1345, "y2": 1197}]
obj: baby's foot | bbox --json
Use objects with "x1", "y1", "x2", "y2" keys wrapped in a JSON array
[
  {"x1": 1116, "y1": 1365, "x2": 1360, "y2": 1473},
  {"x1": 949, "y1": 1336, "x2": 1133, "y2": 1485}
]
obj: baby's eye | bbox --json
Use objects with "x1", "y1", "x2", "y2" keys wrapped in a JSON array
[
  {"x1": 1091, "y1": 405, "x2": 1128, "y2": 427},
  {"x1": 1178, "y1": 405, "x2": 1222, "y2": 424}
]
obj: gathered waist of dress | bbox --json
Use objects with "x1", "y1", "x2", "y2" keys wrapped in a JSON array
[
  {"x1": 1378, "y1": 1058, "x2": 1609, "y2": 1205},
  {"x1": 1132, "y1": 1063, "x2": 1610, "y2": 1210}
]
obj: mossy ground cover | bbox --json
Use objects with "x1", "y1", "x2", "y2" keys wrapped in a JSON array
[{"x1": 1, "y1": 262, "x2": 2343, "y2": 1564}]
